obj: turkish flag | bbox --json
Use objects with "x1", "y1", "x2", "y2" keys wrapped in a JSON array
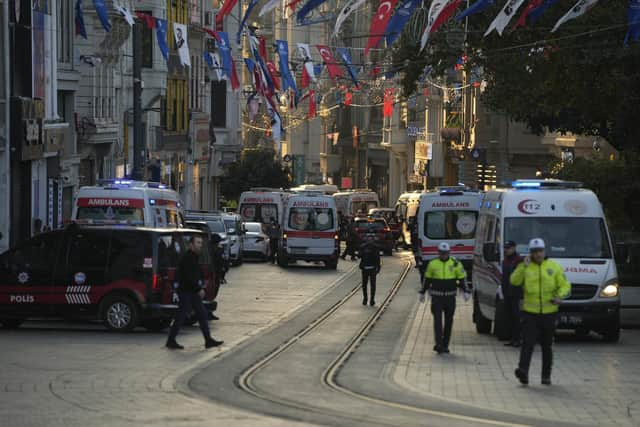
[
  {"x1": 316, "y1": 45, "x2": 344, "y2": 84},
  {"x1": 383, "y1": 88, "x2": 394, "y2": 117},
  {"x1": 430, "y1": 0, "x2": 462, "y2": 35},
  {"x1": 364, "y1": 0, "x2": 399, "y2": 55},
  {"x1": 514, "y1": 0, "x2": 544, "y2": 29},
  {"x1": 266, "y1": 61, "x2": 281, "y2": 91},
  {"x1": 301, "y1": 67, "x2": 310, "y2": 88},
  {"x1": 308, "y1": 90, "x2": 316, "y2": 118}
]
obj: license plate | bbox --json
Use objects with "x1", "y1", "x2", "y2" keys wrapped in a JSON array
[
  {"x1": 290, "y1": 248, "x2": 306, "y2": 254},
  {"x1": 559, "y1": 315, "x2": 582, "y2": 325}
]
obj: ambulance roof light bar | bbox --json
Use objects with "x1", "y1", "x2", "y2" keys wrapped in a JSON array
[
  {"x1": 512, "y1": 179, "x2": 583, "y2": 189},
  {"x1": 98, "y1": 179, "x2": 168, "y2": 189}
]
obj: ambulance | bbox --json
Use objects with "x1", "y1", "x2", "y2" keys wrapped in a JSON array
[
  {"x1": 279, "y1": 193, "x2": 339, "y2": 269},
  {"x1": 238, "y1": 188, "x2": 290, "y2": 224},
  {"x1": 333, "y1": 189, "x2": 380, "y2": 218},
  {"x1": 417, "y1": 186, "x2": 481, "y2": 275},
  {"x1": 72, "y1": 180, "x2": 184, "y2": 228},
  {"x1": 472, "y1": 180, "x2": 621, "y2": 342},
  {"x1": 395, "y1": 191, "x2": 421, "y2": 248}
]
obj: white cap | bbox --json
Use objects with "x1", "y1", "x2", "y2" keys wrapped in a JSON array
[
  {"x1": 438, "y1": 242, "x2": 450, "y2": 252},
  {"x1": 529, "y1": 238, "x2": 546, "y2": 251}
]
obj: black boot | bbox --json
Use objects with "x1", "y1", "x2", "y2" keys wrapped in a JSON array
[
  {"x1": 166, "y1": 340, "x2": 184, "y2": 350},
  {"x1": 205, "y1": 338, "x2": 224, "y2": 349}
]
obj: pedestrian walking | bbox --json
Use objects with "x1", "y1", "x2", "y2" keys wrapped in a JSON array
[
  {"x1": 166, "y1": 235, "x2": 223, "y2": 350},
  {"x1": 340, "y1": 219, "x2": 358, "y2": 261},
  {"x1": 359, "y1": 232, "x2": 381, "y2": 306},
  {"x1": 418, "y1": 242, "x2": 470, "y2": 354},
  {"x1": 511, "y1": 238, "x2": 570, "y2": 386},
  {"x1": 267, "y1": 217, "x2": 280, "y2": 264},
  {"x1": 210, "y1": 234, "x2": 228, "y2": 285},
  {"x1": 501, "y1": 241, "x2": 524, "y2": 347}
]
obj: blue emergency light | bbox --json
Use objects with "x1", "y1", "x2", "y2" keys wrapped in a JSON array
[{"x1": 512, "y1": 181, "x2": 541, "y2": 189}]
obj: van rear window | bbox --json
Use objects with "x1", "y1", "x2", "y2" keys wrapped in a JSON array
[
  {"x1": 77, "y1": 206, "x2": 144, "y2": 225},
  {"x1": 425, "y1": 211, "x2": 477, "y2": 240},
  {"x1": 108, "y1": 231, "x2": 152, "y2": 282},
  {"x1": 289, "y1": 208, "x2": 334, "y2": 231},
  {"x1": 240, "y1": 203, "x2": 278, "y2": 223},
  {"x1": 156, "y1": 233, "x2": 211, "y2": 270}
]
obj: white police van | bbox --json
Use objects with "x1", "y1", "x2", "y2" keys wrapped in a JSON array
[
  {"x1": 473, "y1": 180, "x2": 621, "y2": 342},
  {"x1": 72, "y1": 180, "x2": 184, "y2": 228},
  {"x1": 279, "y1": 193, "x2": 339, "y2": 269},
  {"x1": 417, "y1": 187, "x2": 481, "y2": 277}
]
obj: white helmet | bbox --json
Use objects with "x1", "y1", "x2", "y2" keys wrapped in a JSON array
[
  {"x1": 528, "y1": 238, "x2": 546, "y2": 251},
  {"x1": 438, "y1": 242, "x2": 450, "y2": 252}
]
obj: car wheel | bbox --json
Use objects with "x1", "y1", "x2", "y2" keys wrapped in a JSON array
[
  {"x1": 143, "y1": 319, "x2": 172, "y2": 332},
  {"x1": 473, "y1": 293, "x2": 492, "y2": 334},
  {"x1": 101, "y1": 295, "x2": 139, "y2": 332},
  {"x1": 0, "y1": 319, "x2": 25, "y2": 329},
  {"x1": 601, "y1": 316, "x2": 621, "y2": 343},
  {"x1": 493, "y1": 299, "x2": 511, "y2": 341}
]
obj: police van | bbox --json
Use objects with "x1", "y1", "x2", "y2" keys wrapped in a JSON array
[
  {"x1": 395, "y1": 191, "x2": 421, "y2": 248},
  {"x1": 72, "y1": 180, "x2": 184, "y2": 228},
  {"x1": 0, "y1": 226, "x2": 218, "y2": 331},
  {"x1": 238, "y1": 188, "x2": 290, "y2": 224},
  {"x1": 472, "y1": 180, "x2": 621, "y2": 342},
  {"x1": 417, "y1": 187, "x2": 481, "y2": 275},
  {"x1": 279, "y1": 193, "x2": 339, "y2": 269},
  {"x1": 333, "y1": 189, "x2": 380, "y2": 218}
]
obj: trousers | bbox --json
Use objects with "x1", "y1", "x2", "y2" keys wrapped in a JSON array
[
  {"x1": 504, "y1": 289, "x2": 522, "y2": 342},
  {"x1": 518, "y1": 312, "x2": 557, "y2": 377},
  {"x1": 361, "y1": 270, "x2": 377, "y2": 302},
  {"x1": 431, "y1": 295, "x2": 456, "y2": 349},
  {"x1": 167, "y1": 291, "x2": 211, "y2": 342},
  {"x1": 269, "y1": 238, "x2": 279, "y2": 262}
]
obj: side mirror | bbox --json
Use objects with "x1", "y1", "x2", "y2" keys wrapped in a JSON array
[{"x1": 483, "y1": 242, "x2": 499, "y2": 263}]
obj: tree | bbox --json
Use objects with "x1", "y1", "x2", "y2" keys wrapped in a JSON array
[
  {"x1": 393, "y1": 2, "x2": 640, "y2": 151},
  {"x1": 221, "y1": 148, "x2": 291, "y2": 202}
]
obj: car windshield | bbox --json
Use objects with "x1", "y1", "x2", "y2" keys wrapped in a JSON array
[
  {"x1": 288, "y1": 208, "x2": 334, "y2": 231},
  {"x1": 207, "y1": 220, "x2": 226, "y2": 233},
  {"x1": 352, "y1": 201, "x2": 378, "y2": 216},
  {"x1": 245, "y1": 223, "x2": 263, "y2": 233},
  {"x1": 505, "y1": 217, "x2": 612, "y2": 259},
  {"x1": 424, "y1": 210, "x2": 477, "y2": 240},
  {"x1": 76, "y1": 207, "x2": 145, "y2": 225}
]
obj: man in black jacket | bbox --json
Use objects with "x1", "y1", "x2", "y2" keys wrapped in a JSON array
[
  {"x1": 359, "y1": 232, "x2": 381, "y2": 306},
  {"x1": 502, "y1": 241, "x2": 524, "y2": 347},
  {"x1": 166, "y1": 235, "x2": 223, "y2": 350}
]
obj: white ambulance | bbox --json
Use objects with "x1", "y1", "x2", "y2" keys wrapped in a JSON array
[
  {"x1": 472, "y1": 180, "x2": 621, "y2": 341},
  {"x1": 238, "y1": 188, "x2": 289, "y2": 224},
  {"x1": 279, "y1": 193, "x2": 339, "y2": 269},
  {"x1": 72, "y1": 180, "x2": 184, "y2": 228},
  {"x1": 417, "y1": 187, "x2": 481, "y2": 275},
  {"x1": 333, "y1": 190, "x2": 380, "y2": 218}
]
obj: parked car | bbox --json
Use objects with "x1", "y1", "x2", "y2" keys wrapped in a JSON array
[
  {"x1": 242, "y1": 222, "x2": 270, "y2": 260},
  {"x1": 353, "y1": 217, "x2": 395, "y2": 256},
  {"x1": 223, "y1": 213, "x2": 245, "y2": 266},
  {"x1": 185, "y1": 211, "x2": 231, "y2": 260},
  {"x1": 0, "y1": 226, "x2": 219, "y2": 331},
  {"x1": 368, "y1": 207, "x2": 401, "y2": 244}
]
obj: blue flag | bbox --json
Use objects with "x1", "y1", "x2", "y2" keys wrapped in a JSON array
[
  {"x1": 245, "y1": 58, "x2": 256, "y2": 74},
  {"x1": 276, "y1": 40, "x2": 297, "y2": 93},
  {"x1": 204, "y1": 51, "x2": 214, "y2": 69},
  {"x1": 296, "y1": 0, "x2": 328, "y2": 25},
  {"x1": 155, "y1": 18, "x2": 169, "y2": 61},
  {"x1": 93, "y1": 0, "x2": 112, "y2": 32},
  {"x1": 237, "y1": 0, "x2": 259, "y2": 45},
  {"x1": 335, "y1": 47, "x2": 358, "y2": 87},
  {"x1": 528, "y1": 0, "x2": 559, "y2": 24},
  {"x1": 625, "y1": 0, "x2": 640, "y2": 45},
  {"x1": 75, "y1": 0, "x2": 87, "y2": 39},
  {"x1": 455, "y1": 0, "x2": 495, "y2": 22},
  {"x1": 217, "y1": 32, "x2": 234, "y2": 80},
  {"x1": 385, "y1": 0, "x2": 420, "y2": 46},
  {"x1": 314, "y1": 64, "x2": 323, "y2": 77}
]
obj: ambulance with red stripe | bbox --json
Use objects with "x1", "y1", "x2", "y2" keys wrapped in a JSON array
[
  {"x1": 238, "y1": 188, "x2": 290, "y2": 225},
  {"x1": 72, "y1": 180, "x2": 184, "y2": 228},
  {"x1": 417, "y1": 187, "x2": 481, "y2": 277},
  {"x1": 279, "y1": 193, "x2": 339, "y2": 270},
  {"x1": 333, "y1": 190, "x2": 380, "y2": 219}
]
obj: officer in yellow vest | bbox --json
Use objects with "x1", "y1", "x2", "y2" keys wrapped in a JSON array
[
  {"x1": 511, "y1": 238, "x2": 571, "y2": 386},
  {"x1": 419, "y1": 242, "x2": 470, "y2": 354}
]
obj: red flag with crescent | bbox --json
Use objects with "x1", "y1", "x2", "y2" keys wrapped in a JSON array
[
  {"x1": 514, "y1": 0, "x2": 544, "y2": 29},
  {"x1": 266, "y1": 61, "x2": 281, "y2": 91},
  {"x1": 316, "y1": 45, "x2": 344, "y2": 84},
  {"x1": 365, "y1": 0, "x2": 399, "y2": 55}
]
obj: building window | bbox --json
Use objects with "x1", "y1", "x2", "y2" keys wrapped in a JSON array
[
  {"x1": 56, "y1": 0, "x2": 72, "y2": 65},
  {"x1": 211, "y1": 80, "x2": 226, "y2": 128},
  {"x1": 189, "y1": 54, "x2": 202, "y2": 111},
  {"x1": 165, "y1": 78, "x2": 188, "y2": 132},
  {"x1": 93, "y1": 66, "x2": 116, "y2": 119}
]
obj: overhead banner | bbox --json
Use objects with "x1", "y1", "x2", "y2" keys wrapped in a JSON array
[
  {"x1": 484, "y1": 0, "x2": 527, "y2": 37},
  {"x1": 385, "y1": 0, "x2": 420, "y2": 46},
  {"x1": 276, "y1": 40, "x2": 297, "y2": 93},
  {"x1": 316, "y1": 45, "x2": 344, "y2": 83},
  {"x1": 551, "y1": 0, "x2": 600, "y2": 33},
  {"x1": 173, "y1": 23, "x2": 191, "y2": 67},
  {"x1": 334, "y1": 0, "x2": 368, "y2": 38},
  {"x1": 155, "y1": 18, "x2": 169, "y2": 61},
  {"x1": 365, "y1": 0, "x2": 399, "y2": 55}
]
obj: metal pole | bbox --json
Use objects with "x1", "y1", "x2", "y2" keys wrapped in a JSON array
[{"x1": 132, "y1": 22, "x2": 144, "y2": 180}]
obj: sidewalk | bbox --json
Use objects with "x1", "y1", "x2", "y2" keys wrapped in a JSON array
[{"x1": 393, "y1": 297, "x2": 640, "y2": 427}]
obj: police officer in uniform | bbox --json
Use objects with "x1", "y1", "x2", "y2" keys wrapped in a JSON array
[
  {"x1": 511, "y1": 238, "x2": 570, "y2": 386},
  {"x1": 166, "y1": 235, "x2": 223, "y2": 350},
  {"x1": 359, "y1": 232, "x2": 381, "y2": 306},
  {"x1": 419, "y1": 242, "x2": 469, "y2": 354},
  {"x1": 267, "y1": 217, "x2": 281, "y2": 264}
]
